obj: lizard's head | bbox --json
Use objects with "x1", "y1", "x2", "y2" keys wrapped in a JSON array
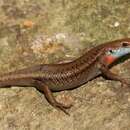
[{"x1": 102, "y1": 38, "x2": 130, "y2": 65}]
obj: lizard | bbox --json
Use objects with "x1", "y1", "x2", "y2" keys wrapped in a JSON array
[{"x1": 0, "y1": 38, "x2": 130, "y2": 115}]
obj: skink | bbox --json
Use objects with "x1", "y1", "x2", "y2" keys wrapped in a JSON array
[{"x1": 0, "y1": 38, "x2": 130, "y2": 114}]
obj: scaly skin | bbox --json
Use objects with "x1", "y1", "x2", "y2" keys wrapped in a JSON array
[{"x1": 0, "y1": 38, "x2": 130, "y2": 114}]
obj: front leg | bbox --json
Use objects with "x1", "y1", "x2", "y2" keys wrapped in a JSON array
[
  {"x1": 35, "y1": 80, "x2": 72, "y2": 115},
  {"x1": 99, "y1": 64, "x2": 129, "y2": 87}
]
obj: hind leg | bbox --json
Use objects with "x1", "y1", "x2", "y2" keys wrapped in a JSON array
[{"x1": 35, "y1": 80, "x2": 72, "y2": 115}]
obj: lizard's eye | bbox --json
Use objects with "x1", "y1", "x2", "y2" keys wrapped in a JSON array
[{"x1": 122, "y1": 42, "x2": 129, "y2": 47}]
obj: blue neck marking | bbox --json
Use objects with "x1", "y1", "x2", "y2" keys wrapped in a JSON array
[{"x1": 108, "y1": 47, "x2": 130, "y2": 58}]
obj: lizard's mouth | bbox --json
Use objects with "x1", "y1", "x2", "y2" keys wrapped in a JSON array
[{"x1": 104, "y1": 47, "x2": 130, "y2": 65}]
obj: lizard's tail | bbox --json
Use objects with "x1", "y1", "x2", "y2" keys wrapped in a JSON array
[
  {"x1": 0, "y1": 64, "x2": 43, "y2": 88},
  {"x1": 0, "y1": 73, "x2": 37, "y2": 88}
]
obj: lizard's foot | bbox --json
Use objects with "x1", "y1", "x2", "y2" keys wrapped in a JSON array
[
  {"x1": 52, "y1": 101, "x2": 72, "y2": 115},
  {"x1": 120, "y1": 79, "x2": 130, "y2": 88}
]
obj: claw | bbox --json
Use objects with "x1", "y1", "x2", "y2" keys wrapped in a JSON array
[{"x1": 53, "y1": 102, "x2": 72, "y2": 116}]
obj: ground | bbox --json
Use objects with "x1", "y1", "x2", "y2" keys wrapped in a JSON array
[{"x1": 0, "y1": 0, "x2": 130, "y2": 130}]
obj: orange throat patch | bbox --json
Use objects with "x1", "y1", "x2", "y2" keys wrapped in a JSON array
[{"x1": 103, "y1": 56, "x2": 117, "y2": 65}]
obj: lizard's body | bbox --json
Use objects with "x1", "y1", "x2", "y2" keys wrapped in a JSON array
[
  {"x1": 0, "y1": 53, "x2": 100, "y2": 91},
  {"x1": 0, "y1": 38, "x2": 130, "y2": 114}
]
